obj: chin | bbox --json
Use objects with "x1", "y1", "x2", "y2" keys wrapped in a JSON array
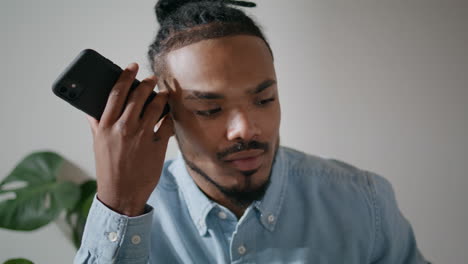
[{"x1": 225, "y1": 156, "x2": 272, "y2": 189}]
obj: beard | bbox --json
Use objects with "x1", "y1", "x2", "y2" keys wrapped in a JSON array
[{"x1": 178, "y1": 136, "x2": 279, "y2": 208}]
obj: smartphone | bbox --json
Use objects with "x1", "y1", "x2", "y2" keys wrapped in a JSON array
[{"x1": 52, "y1": 49, "x2": 170, "y2": 121}]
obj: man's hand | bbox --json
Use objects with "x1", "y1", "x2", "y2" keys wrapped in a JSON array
[{"x1": 86, "y1": 63, "x2": 173, "y2": 216}]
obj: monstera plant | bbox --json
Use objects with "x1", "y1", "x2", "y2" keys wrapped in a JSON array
[{"x1": 0, "y1": 151, "x2": 96, "y2": 263}]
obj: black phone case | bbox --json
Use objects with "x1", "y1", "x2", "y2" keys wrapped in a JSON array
[{"x1": 52, "y1": 49, "x2": 169, "y2": 121}]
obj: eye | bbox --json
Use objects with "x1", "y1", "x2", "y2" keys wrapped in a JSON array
[
  {"x1": 195, "y1": 108, "x2": 221, "y2": 116},
  {"x1": 256, "y1": 97, "x2": 276, "y2": 106}
]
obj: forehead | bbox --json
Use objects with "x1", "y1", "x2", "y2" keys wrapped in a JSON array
[{"x1": 165, "y1": 35, "x2": 275, "y2": 93}]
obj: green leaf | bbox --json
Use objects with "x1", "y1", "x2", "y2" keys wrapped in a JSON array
[
  {"x1": 3, "y1": 258, "x2": 34, "y2": 264},
  {"x1": 1, "y1": 152, "x2": 62, "y2": 186},
  {"x1": 66, "y1": 180, "x2": 97, "y2": 248},
  {"x1": 0, "y1": 151, "x2": 80, "y2": 231},
  {"x1": 68, "y1": 180, "x2": 97, "y2": 215}
]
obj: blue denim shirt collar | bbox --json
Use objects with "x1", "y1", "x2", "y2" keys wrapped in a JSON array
[
  {"x1": 169, "y1": 155, "x2": 215, "y2": 236},
  {"x1": 170, "y1": 147, "x2": 288, "y2": 236}
]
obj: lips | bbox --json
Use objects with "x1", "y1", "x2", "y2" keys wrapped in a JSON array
[{"x1": 223, "y1": 150, "x2": 265, "y2": 171}]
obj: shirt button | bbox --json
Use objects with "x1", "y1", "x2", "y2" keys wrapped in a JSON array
[
  {"x1": 218, "y1": 211, "x2": 227, "y2": 220},
  {"x1": 238, "y1": 245, "x2": 247, "y2": 255},
  {"x1": 131, "y1": 235, "x2": 141, "y2": 245},
  {"x1": 108, "y1": 232, "x2": 118, "y2": 242},
  {"x1": 268, "y1": 214, "x2": 275, "y2": 223}
]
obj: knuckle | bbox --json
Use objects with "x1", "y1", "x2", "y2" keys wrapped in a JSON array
[
  {"x1": 125, "y1": 101, "x2": 137, "y2": 110},
  {"x1": 116, "y1": 120, "x2": 132, "y2": 137},
  {"x1": 110, "y1": 88, "x2": 123, "y2": 97}
]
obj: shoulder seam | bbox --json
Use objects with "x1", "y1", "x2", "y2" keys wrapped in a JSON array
[
  {"x1": 290, "y1": 162, "x2": 369, "y2": 185},
  {"x1": 366, "y1": 172, "x2": 381, "y2": 262}
]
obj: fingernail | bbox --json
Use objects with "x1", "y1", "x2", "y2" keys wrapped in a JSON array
[{"x1": 127, "y1": 63, "x2": 138, "y2": 72}]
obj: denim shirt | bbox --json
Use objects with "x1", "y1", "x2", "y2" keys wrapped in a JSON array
[{"x1": 75, "y1": 146, "x2": 430, "y2": 263}]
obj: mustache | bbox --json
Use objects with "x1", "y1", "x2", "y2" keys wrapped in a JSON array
[{"x1": 217, "y1": 141, "x2": 270, "y2": 160}]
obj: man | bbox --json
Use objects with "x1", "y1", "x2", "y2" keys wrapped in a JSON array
[{"x1": 75, "y1": 0, "x2": 430, "y2": 263}]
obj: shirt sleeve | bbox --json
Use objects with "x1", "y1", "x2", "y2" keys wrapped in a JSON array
[
  {"x1": 74, "y1": 195, "x2": 153, "y2": 264},
  {"x1": 368, "y1": 173, "x2": 432, "y2": 264}
]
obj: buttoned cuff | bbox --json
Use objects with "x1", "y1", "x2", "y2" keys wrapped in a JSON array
[{"x1": 80, "y1": 195, "x2": 154, "y2": 262}]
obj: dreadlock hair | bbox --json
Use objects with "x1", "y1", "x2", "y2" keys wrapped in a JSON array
[{"x1": 147, "y1": 0, "x2": 273, "y2": 79}]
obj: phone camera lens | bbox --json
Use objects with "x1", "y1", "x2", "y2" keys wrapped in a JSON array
[{"x1": 59, "y1": 86, "x2": 67, "y2": 93}]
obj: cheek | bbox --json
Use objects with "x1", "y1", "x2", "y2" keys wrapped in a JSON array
[
  {"x1": 259, "y1": 104, "x2": 281, "y2": 137},
  {"x1": 173, "y1": 112, "x2": 225, "y2": 158}
]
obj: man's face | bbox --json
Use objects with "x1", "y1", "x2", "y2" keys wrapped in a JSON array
[{"x1": 163, "y1": 35, "x2": 280, "y2": 205}]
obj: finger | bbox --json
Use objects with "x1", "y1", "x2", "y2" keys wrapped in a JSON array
[
  {"x1": 119, "y1": 75, "x2": 158, "y2": 125},
  {"x1": 85, "y1": 114, "x2": 98, "y2": 137},
  {"x1": 152, "y1": 115, "x2": 174, "y2": 142},
  {"x1": 100, "y1": 63, "x2": 138, "y2": 127},
  {"x1": 141, "y1": 90, "x2": 169, "y2": 129}
]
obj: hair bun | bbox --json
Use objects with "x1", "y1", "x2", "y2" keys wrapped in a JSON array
[
  {"x1": 155, "y1": 0, "x2": 194, "y2": 25},
  {"x1": 154, "y1": 0, "x2": 256, "y2": 25}
]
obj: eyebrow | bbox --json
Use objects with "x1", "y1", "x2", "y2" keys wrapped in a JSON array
[
  {"x1": 184, "y1": 91, "x2": 225, "y2": 100},
  {"x1": 248, "y1": 79, "x2": 277, "y2": 94},
  {"x1": 183, "y1": 78, "x2": 277, "y2": 100}
]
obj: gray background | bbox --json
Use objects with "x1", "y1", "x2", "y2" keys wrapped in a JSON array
[{"x1": 1, "y1": 0, "x2": 467, "y2": 263}]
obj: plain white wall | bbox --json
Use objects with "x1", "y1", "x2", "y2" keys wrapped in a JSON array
[{"x1": 1, "y1": 0, "x2": 467, "y2": 263}]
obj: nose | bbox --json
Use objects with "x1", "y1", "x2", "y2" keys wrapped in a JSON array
[{"x1": 226, "y1": 109, "x2": 261, "y2": 141}]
